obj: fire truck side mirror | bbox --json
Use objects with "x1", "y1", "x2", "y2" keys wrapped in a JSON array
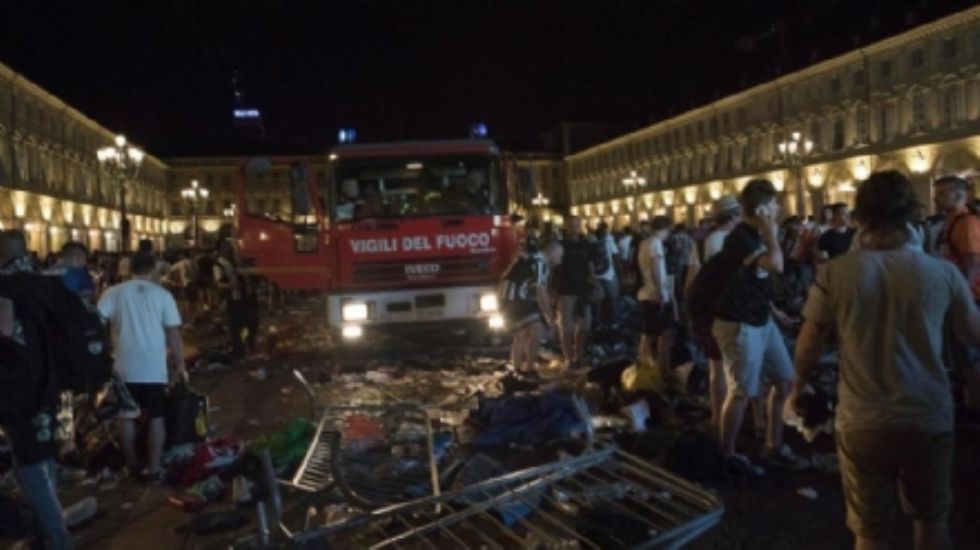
[{"x1": 510, "y1": 213, "x2": 524, "y2": 224}]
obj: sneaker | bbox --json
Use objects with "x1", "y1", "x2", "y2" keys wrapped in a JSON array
[
  {"x1": 725, "y1": 453, "x2": 765, "y2": 478},
  {"x1": 764, "y1": 444, "x2": 810, "y2": 471}
]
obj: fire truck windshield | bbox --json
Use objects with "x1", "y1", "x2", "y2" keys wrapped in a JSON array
[{"x1": 332, "y1": 156, "x2": 504, "y2": 222}]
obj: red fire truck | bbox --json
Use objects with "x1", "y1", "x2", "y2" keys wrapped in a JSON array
[{"x1": 234, "y1": 139, "x2": 520, "y2": 344}]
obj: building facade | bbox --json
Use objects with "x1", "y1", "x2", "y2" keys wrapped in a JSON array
[
  {"x1": 567, "y1": 6, "x2": 980, "y2": 229},
  {"x1": 0, "y1": 62, "x2": 169, "y2": 256}
]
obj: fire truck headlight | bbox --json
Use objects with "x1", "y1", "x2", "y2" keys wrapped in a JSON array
[
  {"x1": 488, "y1": 314, "x2": 505, "y2": 330},
  {"x1": 479, "y1": 293, "x2": 499, "y2": 312},
  {"x1": 342, "y1": 302, "x2": 369, "y2": 322},
  {"x1": 342, "y1": 325, "x2": 363, "y2": 339}
]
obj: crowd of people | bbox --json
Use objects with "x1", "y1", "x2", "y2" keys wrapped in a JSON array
[
  {"x1": 500, "y1": 171, "x2": 980, "y2": 549},
  {"x1": 0, "y1": 231, "x2": 258, "y2": 549}
]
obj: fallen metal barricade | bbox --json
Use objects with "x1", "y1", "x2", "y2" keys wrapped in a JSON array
[
  {"x1": 234, "y1": 371, "x2": 723, "y2": 549},
  {"x1": 276, "y1": 445, "x2": 721, "y2": 549}
]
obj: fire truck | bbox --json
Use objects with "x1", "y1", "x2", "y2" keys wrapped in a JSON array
[{"x1": 234, "y1": 139, "x2": 520, "y2": 345}]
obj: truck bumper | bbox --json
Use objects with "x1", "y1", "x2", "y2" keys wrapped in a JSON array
[{"x1": 328, "y1": 285, "x2": 505, "y2": 342}]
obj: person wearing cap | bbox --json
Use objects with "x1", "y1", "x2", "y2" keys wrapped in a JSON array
[
  {"x1": 684, "y1": 195, "x2": 744, "y2": 429},
  {"x1": 498, "y1": 235, "x2": 560, "y2": 375}
]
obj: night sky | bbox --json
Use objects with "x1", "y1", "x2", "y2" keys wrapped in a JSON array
[{"x1": 0, "y1": 0, "x2": 972, "y2": 157}]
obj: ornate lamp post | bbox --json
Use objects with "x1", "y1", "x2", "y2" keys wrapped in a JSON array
[
  {"x1": 97, "y1": 135, "x2": 145, "y2": 253},
  {"x1": 181, "y1": 179, "x2": 209, "y2": 246},
  {"x1": 621, "y1": 170, "x2": 647, "y2": 225},
  {"x1": 776, "y1": 131, "x2": 814, "y2": 216}
]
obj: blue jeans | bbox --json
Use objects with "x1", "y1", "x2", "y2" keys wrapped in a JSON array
[{"x1": 15, "y1": 459, "x2": 72, "y2": 549}]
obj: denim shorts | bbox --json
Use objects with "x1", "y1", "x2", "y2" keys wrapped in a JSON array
[{"x1": 712, "y1": 318, "x2": 794, "y2": 397}]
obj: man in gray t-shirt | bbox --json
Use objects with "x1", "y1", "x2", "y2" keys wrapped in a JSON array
[{"x1": 793, "y1": 171, "x2": 980, "y2": 549}]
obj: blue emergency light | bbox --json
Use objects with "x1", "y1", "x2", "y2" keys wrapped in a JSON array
[
  {"x1": 338, "y1": 128, "x2": 357, "y2": 144},
  {"x1": 471, "y1": 122, "x2": 488, "y2": 139}
]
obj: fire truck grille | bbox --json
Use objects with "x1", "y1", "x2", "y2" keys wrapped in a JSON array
[{"x1": 352, "y1": 255, "x2": 493, "y2": 284}]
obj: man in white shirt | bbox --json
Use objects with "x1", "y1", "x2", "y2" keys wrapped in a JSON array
[
  {"x1": 637, "y1": 216, "x2": 674, "y2": 382},
  {"x1": 98, "y1": 252, "x2": 186, "y2": 484}
]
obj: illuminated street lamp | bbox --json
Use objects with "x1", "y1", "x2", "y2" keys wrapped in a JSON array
[
  {"x1": 531, "y1": 193, "x2": 550, "y2": 207},
  {"x1": 181, "y1": 179, "x2": 210, "y2": 246},
  {"x1": 621, "y1": 170, "x2": 647, "y2": 224},
  {"x1": 776, "y1": 131, "x2": 814, "y2": 215},
  {"x1": 97, "y1": 134, "x2": 145, "y2": 252}
]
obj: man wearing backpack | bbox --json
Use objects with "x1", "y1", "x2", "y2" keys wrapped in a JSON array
[
  {"x1": 0, "y1": 230, "x2": 73, "y2": 549},
  {"x1": 934, "y1": 174, "x2": 980, "y2": 409},
  {"x1": 98, "y1": 252, "x2": 186, "y2": 484},
  {"x1": 712, "y1": 180, "x2": 806, "y2": 475}
]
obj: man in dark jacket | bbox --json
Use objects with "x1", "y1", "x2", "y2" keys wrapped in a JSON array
[{"x1": 0, "y1": 230, "x2": 73, "y2": 549}]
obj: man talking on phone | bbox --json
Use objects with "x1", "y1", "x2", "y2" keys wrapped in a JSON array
[{"x1": 712, "y1": 179, "x2": 808, "y2": 476}]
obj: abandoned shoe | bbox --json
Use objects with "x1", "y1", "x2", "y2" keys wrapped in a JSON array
[{"x1": 764, "y1": 444, "x2": 810, "y2": 471}]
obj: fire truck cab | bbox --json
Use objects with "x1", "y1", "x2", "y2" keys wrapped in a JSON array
[
  {"x1": 326, "y1": 140, "x2": 518, "y2": 343},
  {"x1": 234, "y1": 140, "x2": 520, "y2": 346}
]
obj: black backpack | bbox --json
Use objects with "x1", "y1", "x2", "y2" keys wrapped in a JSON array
[
  {"x1": 685, "y1": 251, "x2": 737, "y2": 327},
  {"x1": 1, "y1": 273, "x2": 112, "y2": 399},
  {"x1": 46, "y1": 285, "x2": 113, "y2": 395}
]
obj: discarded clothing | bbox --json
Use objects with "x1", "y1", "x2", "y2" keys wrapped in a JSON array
[{"x1": 467, "y1": 393, "x2": 586, "y2": 447}]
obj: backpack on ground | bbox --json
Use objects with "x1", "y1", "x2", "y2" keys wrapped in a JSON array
[{"x1": 685, "y1": 251, "x2": 737, "y2": 327}]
